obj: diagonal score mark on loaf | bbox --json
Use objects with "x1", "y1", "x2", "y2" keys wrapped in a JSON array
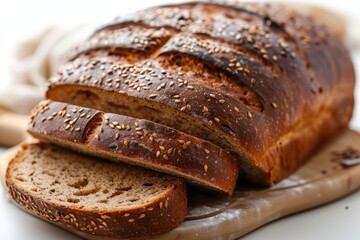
[{"x1": 67, "y1": 24, "x2": 175, "y2": 63}]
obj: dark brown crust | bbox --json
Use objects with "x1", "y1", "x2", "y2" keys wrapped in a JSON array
[
  {"x1": 46, "y1": 2, "x2": 355, "y2": 184},
  {"x1": 6, "y1": 143, "x2": 187, "y2": 239},
  {"x1": 28, "y1": 101, "x2": 239, "y2": 195}
]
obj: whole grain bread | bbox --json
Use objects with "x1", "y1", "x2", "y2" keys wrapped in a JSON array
[
  {"x1": 28, "y1": 100, "x2": 239, "y2": 195},
  {"x1": 6, "y1": 143, "x2": 187, "y2": 239},
  {"x1": 46, "y1": 1, "x2": 355, "y2": 185}
]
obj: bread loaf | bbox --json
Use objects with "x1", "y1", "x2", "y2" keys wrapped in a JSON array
[
  {"x1": 46, "y1": 2, "x2": 355, "y2": 184},
  {"x1": 6, "y1": 143, "x2": 187, "y2": 239},
  {"x1": 28, "y1": 100, "x2": 239, "y2": 195}
]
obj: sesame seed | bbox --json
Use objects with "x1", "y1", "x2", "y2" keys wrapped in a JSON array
[
  {"x1": 177, "y1": 139, "x2": 185, "y2": 144},
  {"x1": 214, "y1": 117, "x2": 220, "y2": 123},
  {"x1": 204, "y1": 149, "x2": 210, "y2": 154},
  {"x1": 234, "y1": 107, "x2": 240, "y2": 113},
  {"x1": 163, "y1": 155, "x2": 169, "y2": 160},
  {"x1": 139, "y1": 214, "x2": 145, "y2": 219},
  {"x1": 159, "y1": 202, "x2": 163, "y2": 209},
  {"x1": 124, "y1": 213, "x2": 130, "y2": 217},
  {"x1": 159, "y1": 146, "x2": 165, "y2": 151},
  {"x1": 209, "y1": 94, "x2": 216, "y2": 99},
  {"x1": 124, "y1": 140, "x2": 128, "y2": 146},
  {"x1": 115, "y1": 132, "x2": 120, "y2": 140},
  {"x1": 219, "y1": 99, "x2": 225, "y2": 104},
  {"x1": 95, "y1": 134, "x2": 100, "y2": 140},
  {"x1": 247, "y1": 111, "x2": 253, "y2": 118},
  {"x1": 65, "y1": 124, "x2": 71, "y2": 130},
  {"x1": 128, "y1": 218, "x2": 135, "y2": 223},
  {"x1": 187, "y1": 85, "x2": 194, "y2": 90},
  {"x1": 156, "y1": 151, "x2": 160, "y2": 157},
  {"x1": 147, "y1": 207, "x2": 153, "y2": 211},
  {"x1": 247, "y1": 36, "x2": 254, "y2": 43},
  {"x1": 271, "y1": 102, "x2": 278, "y2": 109},
  {"x1": 136, "y1": 131, "x2": 143, "y2": 136},
  {"x1": 203, "y1": 106, "x2": 209, "y2": 112},
  {"x1": 204, "y1": 164, "x2": 208, "y2": 172},
  {"x1": 75, "y1": 127, "x2": 81, "y2": 132},
  {"x1": 148, "y1": 94, "x2": 158, "y2": 99},
  {"x1": 164, "y1": 200, "x2": 169, "y2": 208}
]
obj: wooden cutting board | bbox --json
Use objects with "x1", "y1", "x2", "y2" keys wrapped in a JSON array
[{"x1": 1, "y1": 112, "x2": 360, "y2": 239}]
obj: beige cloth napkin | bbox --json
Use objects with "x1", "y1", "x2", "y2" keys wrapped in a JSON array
[
  {"x1": 0, "y1": 5, "x2": 357, "y2": 115},
  {"x1": 0, "y1": 25, "x2": 94, "y2": 114}
]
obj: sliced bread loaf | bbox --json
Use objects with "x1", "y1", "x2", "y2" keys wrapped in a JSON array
[
  {"x1": 47, "y1": 2, "x2": 354, "y2": 185},
  {"x1": 6, "y1": 143, "x2": 187, "y2": 239},
  {"x1": 28, "y1": 101, "x2": 239, "y2": 195}
]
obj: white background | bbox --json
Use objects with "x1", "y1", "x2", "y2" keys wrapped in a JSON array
[{"x1": 0, "y1": 1, "x2": 360, "y2": 239}]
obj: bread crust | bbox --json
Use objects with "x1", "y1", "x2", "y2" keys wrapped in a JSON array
[
  {"x1": 28, "y1": 101, "x2": 239, "y2": 195},
  {"x1": 6, "y1": 143, "x2": 187, "y2": 239},
  {"x1": 46, "y1": 1, "x2": 355, "y2": 184}
]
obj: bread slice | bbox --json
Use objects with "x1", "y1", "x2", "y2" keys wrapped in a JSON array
[
  {"x1": 28, "y1": 101, "x2": 239, "y2": 195},
  {"x1": 6, "y1": 143, "x2": 187, "y2": 239}
]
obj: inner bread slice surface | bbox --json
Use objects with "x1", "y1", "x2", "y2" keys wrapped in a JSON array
[
  {"x1": 28, "y1": 100, "x2": 239, "y2": 195},
  {"x1": 6, "y1": 143, "x2": 187, "y2": 240},
  {"x1": 46, "y1": 2, "x2": 355, "y2": 185}
]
